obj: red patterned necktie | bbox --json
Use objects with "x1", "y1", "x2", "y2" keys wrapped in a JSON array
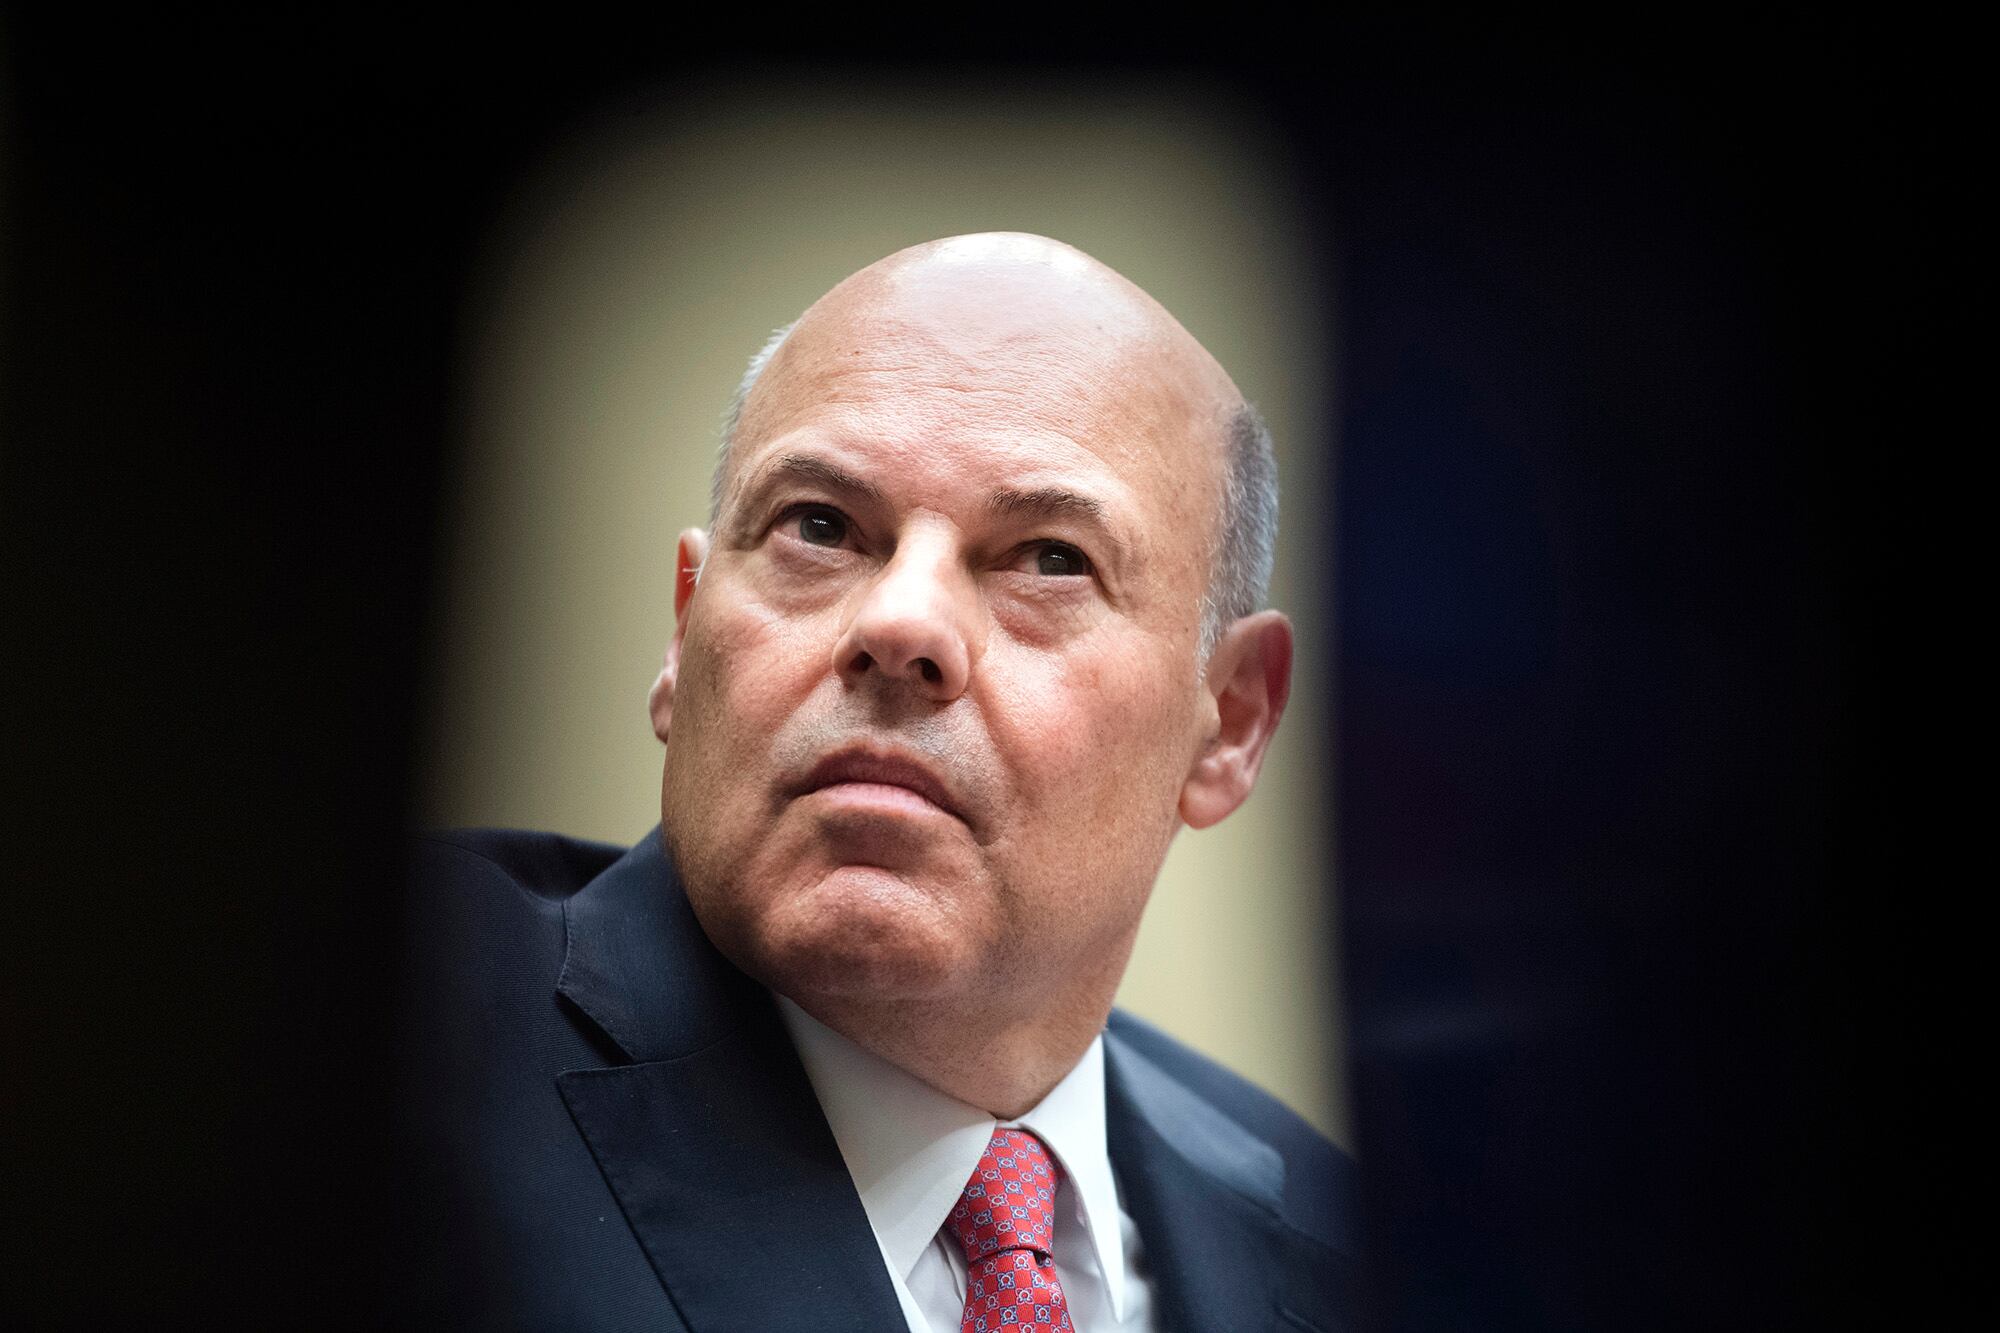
[{"x1": 943, "y1": 1128, "x2": 1076, "y2": 1333}]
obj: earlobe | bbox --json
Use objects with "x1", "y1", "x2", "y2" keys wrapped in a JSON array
[
  {"x1": 649, "y1": 529, "x2": 710, "y2": 744},
  {"x1": 1177, "y1": 611, "x2": 1294, "y2": 829}
]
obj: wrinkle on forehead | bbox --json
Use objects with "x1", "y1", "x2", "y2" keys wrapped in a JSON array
[{"x1": 759, "y1": 347, "x2": 1122, "y2": 459}]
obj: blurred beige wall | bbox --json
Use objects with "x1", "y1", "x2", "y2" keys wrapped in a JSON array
[{"x1": 419, "y1": 74, "x2": 1346, "y2": 1145}]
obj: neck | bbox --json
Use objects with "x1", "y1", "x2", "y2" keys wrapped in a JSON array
[{"x1": 788, "y1": 985, "x2": 1114, "y2": 1118}]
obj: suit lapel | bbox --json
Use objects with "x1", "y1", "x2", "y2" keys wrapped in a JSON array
[
  {"x1": 552, "y1": 830, "x2": 904, "y2": 1332},
  {"x1": 1105, "y1": 1029, "x2": 1351, "y2": 1333},
  {"x1": 557, "y1": 1017, "x2": 905, "y2": 1332}
]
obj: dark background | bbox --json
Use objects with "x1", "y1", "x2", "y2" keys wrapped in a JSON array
[{"x1": 6, "y1": 14, "x2": 1898, "y2": 1329}]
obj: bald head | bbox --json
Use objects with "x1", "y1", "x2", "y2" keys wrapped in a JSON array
[{"x1": 709, "y1": 233, "x2": 1277, "y2": 654}]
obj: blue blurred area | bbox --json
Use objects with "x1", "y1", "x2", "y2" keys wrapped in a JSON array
[{"x1": 1325, "y1": 19, "x2": 1873, "y2": 1330}]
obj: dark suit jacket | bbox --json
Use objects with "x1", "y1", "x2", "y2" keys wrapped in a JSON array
[{"x1": 394, "y1": 827, "x2": 1357, "y2": 1332}]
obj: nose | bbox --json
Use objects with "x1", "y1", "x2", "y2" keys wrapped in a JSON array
[{"x1": 832, "y1": 528, "x2": 977, "y2": 702}]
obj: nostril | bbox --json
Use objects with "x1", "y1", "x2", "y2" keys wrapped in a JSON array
[
  {"x1": 918, "y1": 658, "x2": 942, "y2": 685},
  {"x1": 852, "y1": 651, "x2": 875, "y2": 673}
]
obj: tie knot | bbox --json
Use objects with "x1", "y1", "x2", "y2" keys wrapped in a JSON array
[{"x1": 943, "y1": 1128, "x2": 1063, "y2": 1264}]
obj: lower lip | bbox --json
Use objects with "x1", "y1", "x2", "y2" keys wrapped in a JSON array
[{"x1": 807, "y1": 781, "x2": 955, "y2": 821}]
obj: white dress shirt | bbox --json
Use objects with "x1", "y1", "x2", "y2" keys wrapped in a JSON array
[{"x1": 775, "y1": 995, "x2": 1161, "y2": 1332}]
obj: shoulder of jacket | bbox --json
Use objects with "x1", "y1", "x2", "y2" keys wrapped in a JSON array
[
  {"x1": 1105, "y1": 1006, "x2": 1358, "y2": 1255},
  {"x1": 409, "y1": 827, "x2": 629, "y2": 905}
]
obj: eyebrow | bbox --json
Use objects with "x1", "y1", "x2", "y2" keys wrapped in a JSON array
[
  {"x1": 987, "y1": 486, "x2": 1106, "y2": 524},
  {"x1": 757, "y1": 453, "x2": 886, "y2": 506},
  {"x1": 727, "y1": 452, "x2": 886, "y2": 534},
  {"x1": 989, "y1": 485, "x2": 1134, "y2": 560}
]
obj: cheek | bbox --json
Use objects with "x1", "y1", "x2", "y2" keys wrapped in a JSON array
[
  {"x1": 683, "y1": 590, "x2": 832, "y2": 724},
  {"x1": 666, "y1": 588, "x2": 835, "y2": 825},
  {"x1": 987, "y1": 642, "x2": 1197, "y2": 858},
  {"x1": 664, "y1": 588, "x2": 846, "y2": 946}
]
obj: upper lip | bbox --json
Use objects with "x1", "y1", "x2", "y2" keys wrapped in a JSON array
[{"x1": 795, "y1": 745, "x2": 967, "y2": 825}]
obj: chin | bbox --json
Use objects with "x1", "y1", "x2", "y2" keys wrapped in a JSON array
[{"x1": 743, "y1": 863, "x2": 973, "y2": 1003}]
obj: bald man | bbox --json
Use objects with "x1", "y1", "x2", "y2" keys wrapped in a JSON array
[{"x1": 399, "y1": 235, "x2": 1357, "y2": 1332}]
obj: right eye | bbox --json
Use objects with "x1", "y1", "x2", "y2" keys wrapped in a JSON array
[{"x1": 793, "y1": 506, "x2": 848, "y2": 547}]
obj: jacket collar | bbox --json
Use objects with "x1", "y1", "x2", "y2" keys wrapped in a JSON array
[
  {"x1": 555, "y1": 826, "x2": 758, "y2": 1063},
  {"x1": 1104, "y1": 1019, "x2": 1354, "y2": 1333},
  {"x1": 553, "y1": 829, "x2": 906, "y2": 1331}
]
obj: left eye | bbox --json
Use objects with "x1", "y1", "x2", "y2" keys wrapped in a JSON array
[
  {"x1": 794, "y1": 507, "x2": 848, "y2": 546},
  {"x1": 1031, "y1": 543, "x2": 1090, "y2": 577}
]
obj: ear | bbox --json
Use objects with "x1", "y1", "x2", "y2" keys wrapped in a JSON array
[
  {"x1": 648, "y1": 528, "x2": 710, "y2": 744},
  {"x1": 1178, "y1": 610, "x2": 1294, "y2": 829}
]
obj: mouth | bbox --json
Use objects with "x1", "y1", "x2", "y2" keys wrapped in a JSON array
[{"x1": 793, "y1": 746, "x2": 969, "y2": 828}]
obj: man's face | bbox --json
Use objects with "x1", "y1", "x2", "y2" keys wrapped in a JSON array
[{"x1": 658, "y1": 246, "x2": 1233, "y2": 1030}]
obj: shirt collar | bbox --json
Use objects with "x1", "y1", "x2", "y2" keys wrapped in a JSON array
[{"x1": 775, "y1": 994, "x2": 1129, "y2": 1320}]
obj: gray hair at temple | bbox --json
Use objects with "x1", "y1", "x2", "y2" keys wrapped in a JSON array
[{"x1": 709, "y1": 322, "x2": 1278, "y2": 661}]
